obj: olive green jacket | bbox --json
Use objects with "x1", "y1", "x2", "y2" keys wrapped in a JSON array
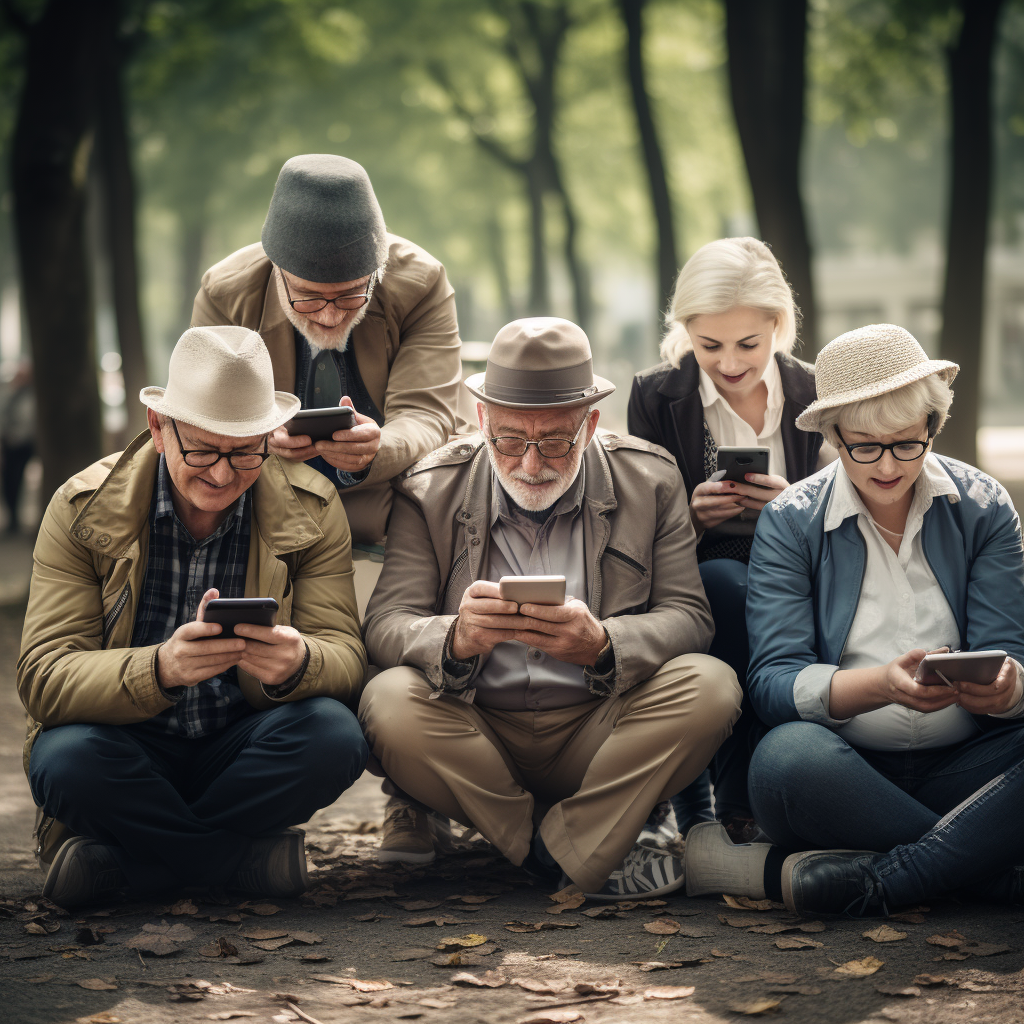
[
  {"x1": 191, "y1": 234, "x2": 465, "y2": 545},
  {"x1": 19, "y1": 433, "x2": 366, "y2": 862}
]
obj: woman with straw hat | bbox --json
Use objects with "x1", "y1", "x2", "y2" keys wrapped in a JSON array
[{"x1": 683, "y1": 323, "x2": 1024, "y2": 917}]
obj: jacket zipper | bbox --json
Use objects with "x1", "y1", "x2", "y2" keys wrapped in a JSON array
[
  {"x1": 605, "y1": 546, "x2": 648, "y2": 576},
  {"x1": 102, "y1": 582, "x2": 132, "y2": 647}
]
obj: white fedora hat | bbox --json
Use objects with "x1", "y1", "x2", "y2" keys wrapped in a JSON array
[
  {"x1": 796, "y1": 324, "x2": 958, "y2": 433},
  {"x1": 140, "y1": 326, "x2": 300, "y2": 437}
]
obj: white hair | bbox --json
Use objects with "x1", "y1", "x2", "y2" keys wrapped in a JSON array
[
  {"x1": 817, "y1": 375, "x2": 954, "y2": 447},
  {"x1": 660, "y1": 237, "x2": 799, "y2": 367}
]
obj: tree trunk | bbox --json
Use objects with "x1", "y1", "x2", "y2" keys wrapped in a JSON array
[
  {"x1": 486, "y1": 214, "x2": 517, "y2": 323},
  {"x1": 549, "y1": 157, "x2": 592, "y2": 331},
  {"x1": 723, "y1": 0, "x2": 817, "y2": 350},
  {"x1": 10, "y1": 0, "x2": 103, "y2": 506},
  {"x1": 524, "y1": 159, "x2": 551, "y2": 315},
  {"x1": 935, "y1": 0, "x2": 1006, "y2": 467},
  {"x1": 618, "y1": 0, "x2": 678, "y2": 335},
  {"x1": 95, "y1": 0, "x2": 149, "y2": 436},
  {"x1": 178, "y1": 210, "x2": 207, "y2": 333}
]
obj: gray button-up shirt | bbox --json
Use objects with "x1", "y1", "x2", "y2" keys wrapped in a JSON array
[{"x1": 472, "y1": 467, "x2": 593, "y2": 711}]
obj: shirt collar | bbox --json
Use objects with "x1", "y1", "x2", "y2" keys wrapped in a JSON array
[
  {"x1": 491, "y1": 460, "x2": 587, "y2": 529},
  {"x1": 697, "y1": 352, "x2": 783, "y2": 413},
  {"x1": 153, "y1": 453, "x2": 249, "y2": 542},
  {"x1": 823, "y1": 452, "x2": 960, "y2": 533}
]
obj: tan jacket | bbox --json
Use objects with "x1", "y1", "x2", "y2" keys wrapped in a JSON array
[
  {"x1": 19, "y1": 434, "x2": 367, "y2": 861},
  {"x1": 191, "y1": 235, "x2": 465, "y2": 545},
  {"x1": 363, "y1": 431, "x2": 714, "y2": 697}
]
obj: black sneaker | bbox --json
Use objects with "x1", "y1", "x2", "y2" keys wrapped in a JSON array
[
  {"x1": 229, "y1": 828, "x2": 309, "y2": 898},
  {"x1": 585, "y1": 842, "x2": 685, "y2": 900},
  {"x1": 782, "y1": 850, "x2": 888, "y2": 917},
  {"x1": 43, "y1": 837, "x2": 128, "y2": 908}
]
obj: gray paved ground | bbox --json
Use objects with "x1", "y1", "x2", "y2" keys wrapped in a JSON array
[{"x1": 2, "y1": 523, "x2": 1024, "y2": 1024}]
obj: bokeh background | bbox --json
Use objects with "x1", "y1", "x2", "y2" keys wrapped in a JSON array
[{"x1": 1, "y1": 0, "x2": 1023, "y2": 530}]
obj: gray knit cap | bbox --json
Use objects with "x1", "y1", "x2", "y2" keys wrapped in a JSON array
[{"x1": 261, "y1": 154, "x2": 388, "y2": 283}]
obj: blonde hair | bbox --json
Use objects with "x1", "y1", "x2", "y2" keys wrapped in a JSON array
[
  {"x1": 817, "y1": 375, "x2": 953, "y2": 447},
  {"x1": 660, "y1": 237, "x2": 799, "y2": 367}
]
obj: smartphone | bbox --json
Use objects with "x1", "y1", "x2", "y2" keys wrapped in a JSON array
[
  {"x1": 204, "y1": 597, "x2": 279, "y2": 638},
  {"x1": 498, "y1": 575, "x2": 566, "y2": 606},
  {"x1": 711, "y1": 446, "x2": 771, "y2": 484},
  {"x1": 283, "y1": 406, "x2": 357, "y2": 443},
  {"x1": 915, "y1": 650, "x2": 1007, "y2": 688}
]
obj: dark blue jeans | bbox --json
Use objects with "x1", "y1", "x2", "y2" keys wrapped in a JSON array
[
  {"x1": 749, "y1": 721, "x2": 1024, "y2": 906},
  {"x1": 29, "y1": 697, "x2": 367, "y2": 892},
  {"x1": 673, "y1": 558, "x2": 764, "y2": 828}
]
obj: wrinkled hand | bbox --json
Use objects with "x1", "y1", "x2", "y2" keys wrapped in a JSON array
[
  {"x1": 512, "y1": 599, "x2": 609, "y2": 667},
  {"x1": 450, "y1": 581, "x2": 521, "y2": 661},
  {"x1": 952, "y1": 657, "x2": 1020, "y2": 715},
  {"x1": 156, "y1": 588, "x2": 245, "y2": 689},
  {"x1": 879, "y1": 649, "x2": 962, "y2": 714},
  {"x1": 314, "y1": 397, "x2": 381, "y2": 474},
  {"x1": 232, "y1": 622, "x2": 307, "y2": 687}
]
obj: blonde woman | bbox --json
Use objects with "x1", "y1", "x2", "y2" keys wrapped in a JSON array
[
  {"x1": 628, "y1": 237, "x2": 831, "y2": 841},
  {"x1": 685, "y1": 325, "x2": 1024, "y2": 917}
]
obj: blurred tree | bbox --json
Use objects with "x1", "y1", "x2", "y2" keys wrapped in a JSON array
[
  {"x1": 723, "y1": 0, "x2": 818, "y2": 349},
  {"x1": 617, "y1": 0, "x2": 678, "y2": 324},
  {"x1": 6, "y1": 0, "x2": 104, "y2": 505}
]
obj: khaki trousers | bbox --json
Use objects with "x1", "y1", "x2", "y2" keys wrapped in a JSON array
[{"x1": 358, "y1": 654, "x2": 741, "y2": 892}]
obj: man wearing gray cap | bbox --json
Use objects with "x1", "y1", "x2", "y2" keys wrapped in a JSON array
[
  {"x1": 19, "y1": 326, "x2": 368, "y2": 907},
  {"x1": 191, "y1": 153, "x2": 464, "y2": 548},
  {"x1": 360, "y1": 318, "x2": 741, "y2": 896}
]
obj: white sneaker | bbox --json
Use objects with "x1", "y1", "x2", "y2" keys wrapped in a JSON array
[
  {"x1": 684, "y1": 820, "x2": 771, "y2": 899},
  {"x1": 585, "y1": 842, "x2": 685, "y2": 900}
]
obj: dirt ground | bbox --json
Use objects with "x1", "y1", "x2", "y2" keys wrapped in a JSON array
[{"x1": 2, "y1": 533, "x2": 1024, "y2": 1024}]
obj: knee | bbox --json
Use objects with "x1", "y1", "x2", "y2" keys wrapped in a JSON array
[
  {"x1": 358, "y1": 666, "x2": 431, "y2": 742},
  {"x1": 29, "y1": 724, "x2": 125, "y2": 807},
  {"x1": 749, "y1": 721, "x2": 838, "y2": 788},
  {"x1": 691, "y1": 653, "x2": 743, "y2": 726},
  {"x1": 271, "y1": 698, "x2": 368, "y2": 786}
]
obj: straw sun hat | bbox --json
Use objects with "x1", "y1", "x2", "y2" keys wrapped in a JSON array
[
  {"x1": 795, "y1": 324, "x2": 959, "y2": 434},
  {"x1": 140, "y1": 325, "x2": 299, "y2": 437}
]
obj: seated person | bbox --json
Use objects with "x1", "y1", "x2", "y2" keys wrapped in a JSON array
[
  {"x1": 20, "y1": 326, "x2": 368, "y2": 907},
  {"x1": 628, "y1": 237, "x2": 833, "y2": 841},
  {"x1": 191, "y1": 153, "x2": 465, "y2": 548},
  {"x1": 359, "y1": 317, "x2": 741, "y2": 897},
  {"x1": 684, "y1": 324, "x2": 1024, "y2": 915}
]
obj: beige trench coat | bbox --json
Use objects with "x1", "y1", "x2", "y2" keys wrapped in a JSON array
[
  {"x1": 19, "y1": 434, "x2": 367, "y2": 862},
  {"x1": 191, "y1": 235, "x2": 465, "y2": 545}
]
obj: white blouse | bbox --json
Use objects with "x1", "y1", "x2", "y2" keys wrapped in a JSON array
[{"x1": 698, "y1": 355, "x2": 787, "y2": 480}]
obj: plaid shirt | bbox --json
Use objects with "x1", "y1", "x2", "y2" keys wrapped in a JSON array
[{"x1": 131, "y1": 456, "x2": 252, "y2": 738}]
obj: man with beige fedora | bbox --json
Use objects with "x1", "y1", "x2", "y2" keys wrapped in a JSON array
[
  {"x1": 19, "y1": 325, "x2": 368, "y2": 907},
  {"x1": 360, "y1": 317, "x2": 741, "y2": 896},
  {"x1": 191, "y1": 153, "x2": 465, "y2": 548}
]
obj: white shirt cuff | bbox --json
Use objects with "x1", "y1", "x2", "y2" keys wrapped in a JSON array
[
  {"x1": 990, "y1": 658, "x2": 1024, "y2": 719},
  {"x1": 793, "y1": 663, "x2": 853, "y2": 728}
]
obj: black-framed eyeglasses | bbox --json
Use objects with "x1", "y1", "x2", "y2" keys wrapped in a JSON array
[
  {"x1": 172, "y1": 420, "x2": 269, "y2": 471},
  {"x1": 835, "y1": 427, "x2": 930, "y2": 465},
  {"x1": 281, "y1": 271, "x2": 375, "y2": 313},
  {"x1": 489, "y1": 416, "x2": 588, "y2": 459}
]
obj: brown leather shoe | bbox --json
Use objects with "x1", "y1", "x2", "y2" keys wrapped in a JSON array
[
  {"x1": 229, "y1": 828, "x2": 309, "y2": 898},
  {"x1": 43, "y1": 837, "x2": 128, "y2": 908}
]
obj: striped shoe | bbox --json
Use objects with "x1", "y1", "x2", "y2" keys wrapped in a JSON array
[{"x1": 585, "y1": 841, "x2": 685, "y2": 900}]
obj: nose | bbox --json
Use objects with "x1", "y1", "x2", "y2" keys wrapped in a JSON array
[
  {"x1": 876, "y1": 450, "x2": 900, "y2": 475},
  {"x1": 521, "y1": 444, "x2": 546, "y2": 475},
  {"x1": 208, "y1": 457, "x2": 237, "y2": 486},
  {"x1": 309, "y1": 303, "x2": 349, "y2": 328}
]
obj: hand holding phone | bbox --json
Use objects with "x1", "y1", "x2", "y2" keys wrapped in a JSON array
[
  {"x1": 282, "y1": 406, "x2": 357, "y2": 443},
  {"x1": 915, "y1": 650, "x2": 1008, "y2": 688},
  {"x1": 498, "y1": 575, "x2": 567, "y2": 606},
  {"x1": 203, "y1": 597, "x2": 279, "y2": 639}
]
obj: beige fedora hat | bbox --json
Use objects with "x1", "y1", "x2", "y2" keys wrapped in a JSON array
[
  {"x1": 796, "y1": 323, "x2": 958, "y2": 433},
  {"x1": 464, "y1": 317, "x2": 615, "y2": 410},
  {"x1": 140, "y1": 325, "x2": 300, "y2": 437}
]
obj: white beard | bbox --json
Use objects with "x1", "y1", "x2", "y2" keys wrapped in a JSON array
[
  {"x1": 485, "y1": 436, "x2": 583, "y2": 512},
  {"x1": 275, "y1": 267, "x2": 373, "y2": 354}
]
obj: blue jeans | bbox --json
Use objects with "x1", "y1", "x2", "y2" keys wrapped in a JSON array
[
  {"x1": 30, "y1": 697, "x2": 367, "y2": 892},
  {"x1": 748, "y1": 721, "x2": 1024, "y2": 906},
  {"x1": 674, "y1": 558, "x2": 765, "y2": 827}
]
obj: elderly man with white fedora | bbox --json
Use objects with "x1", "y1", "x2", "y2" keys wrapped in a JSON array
[
  {"x1": 19, "y1": 325, "x2": 368, "y2": 907},
  {"x1": 360, "y1": 317, "x2": 741, "y2": 897},
  {"x1": 684, "y1": 323, "x2": 1024, "y2": 917}
]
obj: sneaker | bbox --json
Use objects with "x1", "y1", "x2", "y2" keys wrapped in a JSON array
[
  {"x1": 585, "y1": 842, "x2": 685, "y2": 900},
  {"x1": 43, "y1": 837, "x2": 128, "y2": 908},
  {"x1": 377, "y1": 796, "x2": 449, "y2": 865},
  {"x1": 684, "y1": 820, "x2": 771, "y2": 899},
  {"x1": 637, "y1": 800, "x2": 682, "y2": 853},
  {"x1": 229, "y1": 828, "x2": 309, "y2": 898},
  {"x1": 782, "y1": 850, "x2": 887, "y2": 917}
]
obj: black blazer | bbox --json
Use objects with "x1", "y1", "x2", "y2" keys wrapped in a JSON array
[{"x1": 627, "y1": 351, "x2": 823, "y2": 501}]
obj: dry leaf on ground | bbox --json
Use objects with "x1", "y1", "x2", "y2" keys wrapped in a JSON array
[
  {"x1": 634, "y1": 959, "x2": 705, "y2": 970},
  {"x1": 963, "y1": 942, "x2": 1011, "y2": 957},
  {"x1": 350, "y1": 979, "x2": 393, "y2": 992},
  {"x1": 398, "y1": 900, "x2": 444, "y2": 911},
  {"x1": 581, "y1": 907, "x2": 626, "y2": 919},
  {"x1": 722, "y1": 896, "x2": 775, "y2": 911},
  {"x1": 126, "y1": 933, "x2": 181, "y2": 956},
  {"x1": 934, "y1": 951, "x2": 970, "y2": 962},
  {"x1": 170, "y1": 899, "x2": 198, "y2": 916},
  {"x1": 436, "y1": 933, "x2": 488, "y2": 951},
  {"x1": 863, "y1": 925, "x2": 907, "y2": 944},
  {"x1": 643, "y1": 919, "x2": 680, "y2": 935},
  {"x1": 575, "y1": 981, "x2": 622, "y2": 995},
  {"x1": 419, "y1": 997, "x2": 458, "y2": 1008},
  {"x1": 452, "y1": 970, "x2": 507, "y2": 988},
  {"x1": 515, "y1": 1013, "x2": 583, "y2": 1024},
  {"x1": 833, "y1": 956, "x2": 884, "y2": 977},
  {"x1": 719, "y1": 915, "x2": 764, "y2": 928},
  {"x1": 252, "y1": 938, "x2": 292, "y2": 951},
  {"x1": 198, "y1": 936, "x2": 239, "y2": 958},
  {"x1": 77, "y1": 978, "x2": 118, "y2": 991},
  {"x1": 287, "y1": 931, "x2": 322, "y2": 945},
  {"x1": 547, "y1": 894, "x2": 585, "y2": 914},
  {"x1": 23, "y1": 920, "x2": 60, "y2": 935},
  {"x1": 239, "y1": 903, "x2": 281, "y2": 916},
  {"x1": 912, "y1": 974, "x2": 948, "y2": 986},
  {"x1": 775, "y1": 936, "x2": 823, "y2": 950},
  {"x1": 875, "y1": 984, "x2": 921, "y2": 997},
  {"x1": 643, "y1": 985, "x2": 696, "y2": 1000},
  {"x1": 237, "y1": 926, "x2": 288, "y2": 940},
  {"x1": 505, "y1": 921, "x2": 579, "y2": 932},
  {"x1": 729, "y1": 997, "x2": 784, "y2": 1015},
  {"x1": 404, "y1": 916, "x2": 465, "y2": 928},
  {"x1": 513, "y1": 977, "x2": 568, "y2": 994},
  {"x1": 926, "y1": 931, "x2": 966, "y2": 948}
]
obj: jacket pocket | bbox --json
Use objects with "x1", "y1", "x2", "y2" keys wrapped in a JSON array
[
  {"x1": 102, "y1": 582, "x2": 132, "y2": 647},
  {"x1": 605, "y1": 546, "x2": 648, "y2": 577}
]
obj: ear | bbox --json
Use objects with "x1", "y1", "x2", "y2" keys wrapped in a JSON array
[
  {"x1": 147, "y1": 408, "x2": 166, "y2": 453},
  {"x1": 476, "y1": 402, "x2": 487, "y2": 431},
  {"x1": 584, "y1": 407, "x2": 600, "y2": 445}
]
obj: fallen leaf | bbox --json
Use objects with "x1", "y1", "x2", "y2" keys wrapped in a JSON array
[
  {"x1": 581, "y1": 907, "x2": 626, "y2": 919},
  {"x1": 125, "y1": 933, "x2": 181, "y2": 956},
  {"x1": 926, "y1": 931, "x2": 966, "y2": 948},
  {"x1": 575, "y1": 981, "x2": 623, "y2": 995},
  {"x1": 451, "y1": 894, "x2": 500, "y2": 904},
  {"x1": 504, "y1": 921, "x2": 579, "y2": 932},
  {"x1": 397, "y1": 900, "x2": 444, "y2": 911},
  {"x1": 643, "y1": 919, "x2": 680, "y2": 935},
  {"x1": 912, "y1": 974, "x2": 948, "y2": 986},
  {"x1": 875, "y1": 984, "x2": 921, "y2": 997},
  {"x1": 241, "y1": 903, "x2": 281, "y2": 916},
  {"x1": 252, "y1": 938, "x2": 293, "y2": 951},
  {"x1": 206, "y1": 1015, "x2": 258, "y2": 1021},
  {"x1": 863, "y1": 925, "x2": 907, "y2": 944},
  {"x1": 935, "y1": 952, "x2": 970, "y2": 961},
  {"x1": 350, "y1": 979, "x2": 393, "y2": 992},
  {"x1": 170, "y1": 899, "x2": 198, "y2": 916},
  {"x1": 515, "y1": 1013, "x2": 583, "y2": 1024},
  {"x1": 142, "y1": 922, "x2": 195, "y2": 940},
  {"x1": 958, "y1": 981, "x2": 1000, "y2": 992},
  {"x1": 77, "y1": 978, "x2": 118, "y2": 991},
  {"x1": 642, "y1": 985, "x2": 696, "y2": 1000},
  {"x1": 720, "y1": 914, "x2": 764, "y2": 928},
  {"x1": 404, "y1": 916, "x2": 465, "y2": 927},
  {"x1": 418, "y1": 997, "x2": 457, "y2": 1008},
  {"x1": 23, "y1": 920, "x2": 60, "y2": 935},
  {"x1": 513, "y1": 978, "x2": 568, "y2": 994},
  {"x1": 198, "y1": 936, "x2": 238, "y2": 958},
  {"x1": 728, "y1": 997, "x2": 784, "y2": 1015},
  {"x1": 723, "y1": 896, "x2": 775, "y2": 911},
  {"x1": 436, "y1": 933, "x2": 488, "y2": 951},
  {"x1": 833, "y1": 956, "x2": 884, "y2": 977},
  {"x1": 452, "y1": 970, "x2": 507, "y2": 988},
  {"x1": 634, "y1": 959, "x2": 705, "y2": 970},
  {"x1": 796, "y1": 920, "x2": 826, "y2": 933},
  {"x1": 237, "y1": 926, "x2": 288, "y2": 940},
  {"x1": 549, "y1": 884, "x2": 583, "y2": 904},
  {"x1": 546, "y1": 893, "x2": 585, "y2": 914},
  {"x1": 963, "y1": 942, "x2": 1011, "y2": 957},
  {"x1": 775, "y1": 936, "x2": 823, "y2": 950},
  {"x1": 287, "y1": 931, "x2": 322, "y2": 945}
]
